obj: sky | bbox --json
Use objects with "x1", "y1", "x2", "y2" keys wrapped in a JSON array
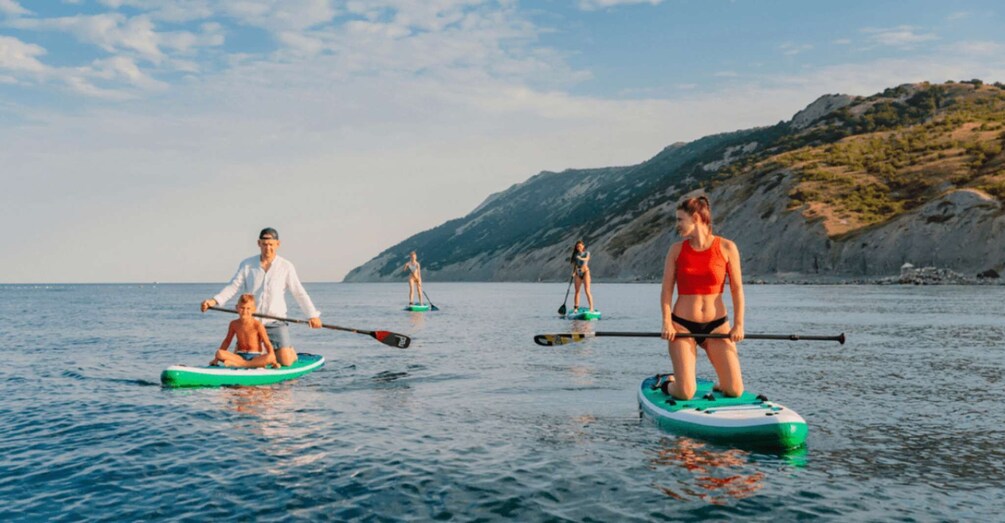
[{"x1": 2, "y1": 0, "x2": 1003, "y2": 283}]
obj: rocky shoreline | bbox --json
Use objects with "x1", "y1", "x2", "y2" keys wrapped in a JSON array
[{"x1": 743, "y1": 263, "x2": 1002, "y2": 285}]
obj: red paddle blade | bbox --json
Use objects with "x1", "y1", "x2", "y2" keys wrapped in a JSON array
[{"x1": 373, "y1": 331, "x2": 411, "y2": 349}]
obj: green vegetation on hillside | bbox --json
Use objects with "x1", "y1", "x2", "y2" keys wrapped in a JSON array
[
  {"x1": 772, "y1": 82, "x2": 1005, "y2": 235},
  {"x1": 345, "y1": 80, "x2": 1005, "y2": 280}
]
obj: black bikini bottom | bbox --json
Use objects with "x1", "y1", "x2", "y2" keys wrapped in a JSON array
[{"x1": 671, "y1": 314, "x2": 728, "y2": 346}]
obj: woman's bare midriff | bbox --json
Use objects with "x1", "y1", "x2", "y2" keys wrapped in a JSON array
[{"x1": 672, "y1": 294, "x2": 727, "y2": 322}]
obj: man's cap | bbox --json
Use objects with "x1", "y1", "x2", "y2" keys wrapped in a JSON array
[{"x1": 259, "y1": 227, "x2": 279, "y2": 240}]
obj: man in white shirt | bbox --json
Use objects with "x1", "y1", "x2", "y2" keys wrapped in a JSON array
[{"x1": 200, "y1": 227, "x2": 322, "y2": 366}]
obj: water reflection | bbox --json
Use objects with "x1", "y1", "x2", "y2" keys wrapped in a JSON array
[
  {"x1": 407, "y1": 311, "x2": 426, "y2": 329},
  {"x1": 222, "y1": 385, "x2": 293, "y2": 418},
  {"x1": 567, "y1": 365, "x2": 595, "y2": 387},
  {"x1": 569, "y1": 320, "x2": 596, "y2": 334},
  {"x1": 649, "y1": 437, "x2": 765, "y2": 505},
  {"x1": 218, "y1": 386, "x2": 332, "y2": 473}
]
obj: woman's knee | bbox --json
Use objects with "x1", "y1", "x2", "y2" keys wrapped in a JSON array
[
  {"x1": 719, "y1": 383, "x2": 744, "y2": 397},
  {"x1": 673, "y1": 382, "x2": 697, "y2": 400}
]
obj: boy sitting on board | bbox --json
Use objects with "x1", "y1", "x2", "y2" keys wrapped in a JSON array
[{"x1": 209, "y1": 294, "x2": 280, "y2": 369}]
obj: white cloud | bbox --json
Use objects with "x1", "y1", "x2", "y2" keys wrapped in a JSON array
[
  {"x1": 0, "y1": 0, "x2": 30, "y2": 16},
  {"x1": 779, "y1": 42, "x2": 813, "y2": 56},
  {"x1": 0, "y1": 35, "x2": 48, "y2": 73},
  {"x1": 0, "y1": 35, "x2": 158, "y2": 98},
  {"x1": 220, "y1": 0, "x2": 337, "y2": 31},
  {"x1": 947, "y1": 40, "x2": 1005, "y2": 56},
  {"x1": 89, "y1": 55, "x2": 169, "y2": 90},
  {"x1": 862, "y1": 25, "x2": 938, "y2": 48},
  {"x1": 947, "y1": 11, "x2": 971, "y2": 21},
  {"x1": 275, "y1": 30, "x2": 326, "y2": 56},
  {"x1": 832, "y1": 38, "x2": 852, "y2": 45},
  {"x1": 3, "y1": 1, "x2": 1005, "y2": 282},
  {"x1": 577, "y1": 0, "x2": 663, "y2": 10},
  {"x1": 62, "y1": 74, "x2": 135, "y2": 99},
  {"x1": 11, "y1": 14, "x2": 163, "y2": 61},
  {"x1": 100, "y1": 0, "x2": 216, "y2": 23},
  {"x1": 10, "y1": 12, "x2": 223, "y2": 63}
]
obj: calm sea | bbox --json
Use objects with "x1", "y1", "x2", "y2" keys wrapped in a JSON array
[{"x1": 1, "y1": 282, "x2": 1003, "y2": 521}]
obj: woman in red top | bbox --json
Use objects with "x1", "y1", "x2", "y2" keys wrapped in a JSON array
[{"x1": 660, "y1": 196, "x2": 745, "y2": 400}]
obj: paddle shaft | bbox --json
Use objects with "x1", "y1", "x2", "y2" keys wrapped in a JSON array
[
  {"x1": 558, "y1": 275, "x2": 574, "y2": 315},
  {"x1": 595, "y1": 332, "x2": 845, "y2": 343},
  {"x1": 208, "y1": 306, "x2": 411, "y2": 348},
  {"x1": 211, "y1": 306, "x2": 356, "y2": 333},
  {"x1": 422, "y1": 290, "x2": 439, "y2": 311},
  {"x1": 535, "y1": 331, "x2": 845, "y2": 345}
]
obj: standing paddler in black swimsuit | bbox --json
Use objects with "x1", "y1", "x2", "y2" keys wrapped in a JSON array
[{"x1": 570, "y1": 240, "x2": 595, "y2": 313}]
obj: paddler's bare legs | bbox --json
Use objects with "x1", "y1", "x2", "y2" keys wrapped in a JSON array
[
  {"x1": 573, "y1": 273, "x2": 594, "y2": 311},
  {"x1": 573, "y1": 275, "x2": 581, "y2": 310},
  {"x1": 211, "y1": 350, "x2": 279, "y2": 369},
  {"x1": 275, "y1": 347, "x2": 297, "y2": 367},
  {"x1": 407, "y1": 278, "x2": 423, "y2": 305},
  {"x1": 211, "y1": 349, "x2": 246, "y2": 367},
  {"x1": 666, "y1": 321, "x2": 743, "y2": 399},
  {"x1": 667, "y1": 334, "x2": 698, "y2": 400},
  {"x1": 705, "y1": 323, "x2": 744, "y2": 397}
]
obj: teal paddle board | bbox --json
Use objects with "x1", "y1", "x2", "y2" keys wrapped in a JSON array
[
  {"x1": 161, "y1": 353, "x2": 325, "y2": 388},
  {"x1": 404, "y1": 303, "x2": 431, "y2": 312},
  {"x1": 638, "y1": 374, "x2": 807, "y2": 449},
  {"x1": 566, "y1": 308, "x2": 601, "y2": 320}
]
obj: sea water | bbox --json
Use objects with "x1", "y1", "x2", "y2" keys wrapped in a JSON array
[{"x1": 1, "y1": 282, "x2": 1003, "y2": 521}]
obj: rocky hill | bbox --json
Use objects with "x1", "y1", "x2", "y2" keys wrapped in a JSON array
[{"x1": 345, "y1": 81, "x2": 1005, "y2": 282}]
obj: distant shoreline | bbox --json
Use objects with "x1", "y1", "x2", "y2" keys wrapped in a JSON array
[{"x1": 2, "y1": 275, "x2": 1001, "y2": 286}]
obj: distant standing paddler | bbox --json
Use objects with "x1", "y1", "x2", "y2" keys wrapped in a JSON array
[
  {"x1": 660, "y1": 196, "x2": 745, "y2": 400},
  {"x1": 402, "y1": 251, "x2": 423, "y2": 306},
  {"x1": 570, "y1": 240, "x2": 595, "y2": 312}
]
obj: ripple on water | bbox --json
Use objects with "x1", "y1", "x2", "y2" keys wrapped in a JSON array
[{"x1": 2, "y1": 283, "x2": 1005, "y2": 520}]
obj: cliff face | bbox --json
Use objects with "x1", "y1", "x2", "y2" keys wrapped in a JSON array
[{"x1": 345, "y1": 81, "x2": 1005, "y2": 282}]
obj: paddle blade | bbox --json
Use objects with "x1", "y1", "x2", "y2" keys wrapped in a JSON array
[
  {"x1": 557, "y1": 304, "x2": 567, "y2": 316},
  {"x1": 430, "y1": 304, "x2": 440, "y2": 311},
  {"x1": 372, "y1": 331, "x2": 411, "y2": 349},
  {"x1": 533, "y1": 333, "x2": 590, "y2": 346}
]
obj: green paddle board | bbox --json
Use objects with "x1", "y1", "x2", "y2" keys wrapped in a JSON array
[
  {"x1": 161, "y1": 353, "x2": 325, "y2": 388},
  {"x1": 404, "y1": 303, "x2": 431, "y2": 312},
  {"x1": 638, "y1": 374, "x2": 807, "y2": 449},
  {"x1": 565, "y1": 308, "x2": 601, "y2": 320}
]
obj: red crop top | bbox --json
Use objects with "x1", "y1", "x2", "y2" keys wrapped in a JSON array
[{"x1": 675, "y1": 236, "x2": 728, "y2": 295}]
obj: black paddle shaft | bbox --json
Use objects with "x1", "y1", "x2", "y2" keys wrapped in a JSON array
[
  {"x1": 208, "y1": 306, "x2": 411, "y2": 348},
  {"x1": 533, "y1": 331, "x2": 846, "y2": 346},
  {"x1": 595, "y1": 332, "x2": 845, "y2": 344},
  {"x1": 557, "y1": 275, "x2": 574, "y2": 315},
  {"x1": 422, "y1": 290, "x2": 440, "y2": 311}
]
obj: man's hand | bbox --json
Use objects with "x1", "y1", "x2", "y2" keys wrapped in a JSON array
[
  {"x1": 201, "y1": 299, "x2": 217, "y2": 312},
  {"x1": 309, "y1": 317, "x2": 322, "y2": 328}
]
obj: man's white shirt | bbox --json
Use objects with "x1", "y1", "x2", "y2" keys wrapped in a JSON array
[{"x1": 212, "y1": 255, "x2": 321, "y2": 324}]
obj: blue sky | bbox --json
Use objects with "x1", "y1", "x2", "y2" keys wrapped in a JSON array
[{"x1": 2, "y1": 0, "x2": 1003, "y2": 283}]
